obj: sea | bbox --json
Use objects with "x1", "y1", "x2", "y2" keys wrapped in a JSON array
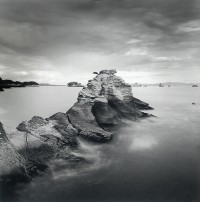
[{"x1": 0, "y1": 86, "x2": 200, "y2": 202}]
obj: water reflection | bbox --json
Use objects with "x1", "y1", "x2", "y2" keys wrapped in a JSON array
[
  {"x1": 0, "y1": 108, "x2": 6, "y2": 115},
  {"x1": 130, "y1": 135, "x2": 157, "y2": 151}
]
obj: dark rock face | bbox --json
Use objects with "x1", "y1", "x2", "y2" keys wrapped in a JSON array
[
  {"x1": 130, "y1": 97, "x2": 153, "y2": 110},
  {"x1": 92, "y1": 100, "x2": 122, "y2": 127},
  {"x1": 67, "y1": 101, "x2": 112, "y2": 142},
  {"x1": 0, "y1": 69, "x2": 154, "y2": 181},
  {"x1": 12, "y1": 114, "x2": 81, "y2": 178},
  {"x1": 17, "y1": 114, "x2": 78, "y2": 154},
  {"x1": 0, "y1": 122, "x2": 26, "y2": 180},
  {"x1": 66, "y1": 69, "x2": 153, "y2": 131},
  {"x1": 0, "y1": 87, "x2": 4, "y2": 91},
  {"x1": 47, "y1": 112, "x2": 78, "y2": 147}
]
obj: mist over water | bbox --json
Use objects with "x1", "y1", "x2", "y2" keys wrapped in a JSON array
[{"x1": 1, "y1": 86, "x2": 200, "y2": 202}]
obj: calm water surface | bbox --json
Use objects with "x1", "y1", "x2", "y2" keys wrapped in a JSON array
[
  {"x1": 0, "y1": 86, "x2": 81, "y2": 130},
  {"x1": 0, "y1": 86, "x2": 200, "y2": 202}
]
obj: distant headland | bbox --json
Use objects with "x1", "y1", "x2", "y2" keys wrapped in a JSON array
[
  {"x1": 132, "y1": 82, "x2": 199, "y2": 87},
  {"x1": 0, "y1": 77, "x2": 39, "y2": 91}
]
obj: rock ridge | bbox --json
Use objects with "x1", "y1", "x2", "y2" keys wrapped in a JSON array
[{"x1": 0, "y1": 69, "x2": 154, "y2": 182}]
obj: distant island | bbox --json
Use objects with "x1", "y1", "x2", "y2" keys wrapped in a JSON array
[
  {"x1": 0, "y1": 77, "x2": 39, "y2": 91},
  {"x1": 192, "y1": 84, "x2": 198, "y2": 87},
  {"x1": 67, "y1": 81, "x2": 83, "y2": 87},
  {"x1": 132, "y1": 82, "x2": 199, "y2": 87}
]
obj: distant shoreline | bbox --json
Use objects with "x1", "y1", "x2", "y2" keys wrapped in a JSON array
[{"x1": 39, "y1": 85, "x2": 83, "y2": 87}]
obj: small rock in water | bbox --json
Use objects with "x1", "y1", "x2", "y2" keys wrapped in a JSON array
[{"x1": 192, "y1": 103, "x2": 196, "y2": 105}]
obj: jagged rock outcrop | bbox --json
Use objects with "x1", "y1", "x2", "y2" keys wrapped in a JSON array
[
  {"x1": 15, "y1": 114, "x2": 79, "y2": 170},
  {"x1": 17, "y1": 114, "x2": 78, "y2": 149},
  {"x1": 1, "y1": 113, "x2": 81, "y2": 180},
  {"x1": 67, "y1": 101, "x2": 112, "y2": 142},
  {"x1": 66, "y1": 69, "x2": 153, "y2": 129},
  {"x1": 0, "y1": 122, "x2": 26, "y2": 180},
  {"x1": 0, "y1": 69, "x2": 154, "y2": 181}
]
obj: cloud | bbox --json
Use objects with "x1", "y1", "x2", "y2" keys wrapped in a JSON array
[
  {"x1": 0, "y1": 0, "x2": 199, "y2": 83},
  {"x1": 126, "y1": 39, "x2": 142, "y2": 44},
  {"x1": 13, "y1": 71, "x2": 29, "y2": 76},
  {"x1": 124, "y1": 47, "x2": 148, "y2": 56},
  {"x1": 176, "y1": 20, "x2": 200, "y2": 33},
  {"x1": 150, "y1": 56, "x2": 183, "y2": 62}
]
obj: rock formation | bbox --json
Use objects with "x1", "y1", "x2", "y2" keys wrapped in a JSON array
[
  {"x1": 0, "y1": 114, "x2": 85, "y2": 181},
  {"x1": 66, "y1": 69, "x2": 153, "y2": 142},
  {"x1": 68, "y1": 69, "x2": 152, "y2": 126},
  {"x1": 0, "y1": 122, "x2": 26, "y2": 180},
  {"x1": 0, "y1": 69, "x2": 153, "y2": 181}
]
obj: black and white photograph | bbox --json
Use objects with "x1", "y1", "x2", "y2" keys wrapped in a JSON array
[{"x1": 0, "y1": 0, "x2": 200, "y2": 201}]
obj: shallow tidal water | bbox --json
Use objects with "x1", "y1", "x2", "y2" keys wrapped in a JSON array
[{"x1": 1, "y1": 86, "x2": 200, "y2": 202}]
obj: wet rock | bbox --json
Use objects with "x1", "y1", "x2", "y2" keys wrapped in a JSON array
[
  {"x1": 108, "y1": 99, "x2": 142, "y2": 119},
  {"x1": 92, "y1": 99, "x2": 122, "y2": 127},
  {"x1": 0, "y1": 122, "x2": 26, "y2": 180},
  {"x1": 16, "y1": 115, "x2": 79, "y2": 155},
  {"x1": 67, "y1": 101, "x2": 113, "y2": 142},
  {"x1": 130, "y1": 97, "x2": 153, "y2": 110},
  {"x1": 0, "y1": 69, "x2": 154, "y2": 183},
  {"x1": 47, "y1": 112, "x2": 78, "y2": 147},
  {"x1": 15, "y1": 116, "x2": 77, "y2": 175},
  {"x1": 77, "y1": 69, "x2": 152, "y2": 111},
  {"x1": 66, "y1": 69, "x2": 153, "y2": 140}
]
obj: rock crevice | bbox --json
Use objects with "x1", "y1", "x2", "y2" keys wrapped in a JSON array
[{"x1": 68, "y1": 69, "x2": 153, "y2": 128}]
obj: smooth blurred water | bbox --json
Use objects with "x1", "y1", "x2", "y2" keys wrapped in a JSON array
[
  {"x1": 1, "y1": 86, "x2": 200, "y2": 202},
  {"x1": 0, "y1": 86, "x2": 81, "y2": 130}
]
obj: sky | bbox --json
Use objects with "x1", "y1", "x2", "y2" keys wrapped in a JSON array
[{"x1": 0, "y1": 0, "x2": 200, "y2": 84}]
